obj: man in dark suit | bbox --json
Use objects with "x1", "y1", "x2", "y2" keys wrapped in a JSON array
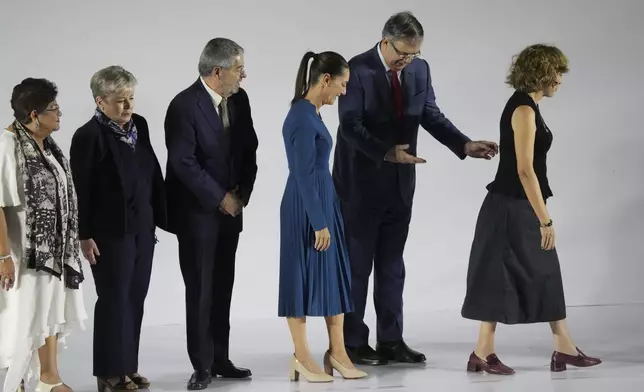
[
  {"x1": 332, "y1": 11, "x2": 498, "y2": 366},
  {"x1": 164, "y1": 37, "x2": 258, "y2": 389}
]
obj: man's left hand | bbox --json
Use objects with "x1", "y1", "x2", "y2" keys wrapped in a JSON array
[
  {"x1": 232, "y1": 185, "x2": 246, "y2": 209},
  {"x1": 465, "y1": 140, "x2": 499, "y2": 160},
  {"x1": 219, "y1": 186, "x2": 244, "y2": 216}
]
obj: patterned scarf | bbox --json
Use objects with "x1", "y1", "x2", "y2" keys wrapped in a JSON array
[
  {"x1": 12, "y1": 120, "x2": 84, "y2": 289},
  {"x1": 94, "y1": 108, "x2": 138, "y2": 149}
]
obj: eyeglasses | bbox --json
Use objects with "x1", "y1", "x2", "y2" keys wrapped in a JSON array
[
  {"x1": 42, "y1": 106, "x2": 62, "y2": 116},
  {"x1": 389, "y1": 41, "x2": 421, "y2": 60}
]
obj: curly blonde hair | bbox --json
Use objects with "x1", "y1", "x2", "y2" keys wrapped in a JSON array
[{"x1": 506, "y1": 44, "x2": 569, "y2": 93}]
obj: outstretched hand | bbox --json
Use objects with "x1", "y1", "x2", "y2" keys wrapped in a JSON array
[
  {"x1": 465, "y1": 141, "x2": 499, "y2": 160},
  {"x1": 385, "y1": 144, "x2": 427, "y2": 164}
]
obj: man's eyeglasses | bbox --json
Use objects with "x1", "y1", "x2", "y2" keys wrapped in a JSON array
[{"x1": 389, "y1": 41, "x2": 421, "y2": 60}]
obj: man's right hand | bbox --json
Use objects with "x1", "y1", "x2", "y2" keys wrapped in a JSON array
[
  {"x1": 219, "y1": 192, "x2": 243, "y2": 217},
  {"x1": 81, "y1": 239, "x2": 100, "y2": 265},
  {"x1": 384, "y1": 144, "x2": 427, "y2": 164}
]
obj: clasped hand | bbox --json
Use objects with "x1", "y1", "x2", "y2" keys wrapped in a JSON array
[{"x1": 219, "y1": 191, "x2": 243, "y2": 217}]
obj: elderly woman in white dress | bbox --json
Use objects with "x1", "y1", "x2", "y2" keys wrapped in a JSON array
[{"x1": 0, "y1": 78, "x2": 87, "y2": 392}]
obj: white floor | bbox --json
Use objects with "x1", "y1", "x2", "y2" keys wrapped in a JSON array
[{"x1": 5, "y1": 304, "x2": 644, "y2": 392}]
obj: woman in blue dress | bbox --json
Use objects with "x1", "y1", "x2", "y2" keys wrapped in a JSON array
[{"x1": 278, "y1": 51, "x2": 367, "y2": 383}]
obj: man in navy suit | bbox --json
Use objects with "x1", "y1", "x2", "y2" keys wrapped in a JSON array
[
  {"x1": 332, "y1": 11, "x2": 498, "y2": 365},
  {"x1": 164, "y1": 37, "x2": 258, "y2": 389}
]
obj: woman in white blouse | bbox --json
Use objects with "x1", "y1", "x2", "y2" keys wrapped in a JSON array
[{"x1": 0, "y1": 78, "x2": 87, "y2": 392}]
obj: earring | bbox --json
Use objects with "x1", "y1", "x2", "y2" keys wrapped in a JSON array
[{"x1": 35, "y1": 119, "x2": 40, "y2": 130}]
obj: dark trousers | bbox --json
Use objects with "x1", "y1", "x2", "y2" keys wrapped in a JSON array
[
  {"x1": 177, "y1": 224, "x2": 240, "y2": 372},
  {"x1": 341, "y1": 184, "x2": 412, "y2": 347},
  {"x1": 91, "y1": 230, "x2": 156, "y2": 377}
]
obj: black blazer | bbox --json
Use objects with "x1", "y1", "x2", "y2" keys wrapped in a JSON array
[
  {"x1": 70, "y1": 113, "x2": 168, "y2": 240},
  {"x1": 332, "y1": 44, "x2": 471, "y2": 209},
  {"x1": 164, "y1": 80, "x2": 258, "y2": 237}
]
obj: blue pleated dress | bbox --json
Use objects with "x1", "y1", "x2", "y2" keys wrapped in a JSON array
[{"x1": 278, "y1": 99, "x2": 353, "y2": 317}]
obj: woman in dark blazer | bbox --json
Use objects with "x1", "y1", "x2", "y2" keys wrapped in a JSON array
[{"x1": 69, "y1": 65, "x2": 167, "y2": 392}]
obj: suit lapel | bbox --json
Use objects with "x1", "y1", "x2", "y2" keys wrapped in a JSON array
[
  {"x1": 100, "y1": 121, "x2": 126, "y2": 186},
  {"x1": 197, "y1": 97, "x2": 223, "y2": 133},
  {"x1": 402, "y1": 68, "x2": 415, "y2": 111},
  {"x1": 195, "y1": 81, "x2": 224, "y2": 133},
  {"x1": 369, "y1": 45, "x2": 397, "y2": 118},
  {"x1": 226, "y1": 98, "x2": 236, "y2": 129},
  {"x1": 373, "y1": 69, "x2": 394, "y2": 118}
]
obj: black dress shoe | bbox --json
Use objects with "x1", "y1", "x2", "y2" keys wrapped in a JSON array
[
  {"x1": 346, "y1": 344, "x2": 388, "y2": 366},
  {"x1": 187, "y1": 370, "x2": 212, "y2": 390},
  {"x1": 211, "y1": 360, "x2": 252, "y2": 379},
  {"x1": 376, "y1": 341, "x2": 426, "y2": 363}
]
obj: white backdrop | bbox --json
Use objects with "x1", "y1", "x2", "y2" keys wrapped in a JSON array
[{"x1": 0, "y1": 0, "x2": 642, "y2": 327}]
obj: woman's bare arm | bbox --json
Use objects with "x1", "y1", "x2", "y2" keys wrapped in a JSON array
[
  {"x1": 512, "y1": 105, "x2": 550, "y2": 224},
  {"x1": 1, "y1": 126, "x2": 14, "y2": 256},
  {"x1": 0, "y1": 208, "x2": 9, "y2": 256}
]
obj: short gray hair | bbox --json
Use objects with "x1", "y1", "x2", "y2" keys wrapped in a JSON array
[
  {"x1": 382, "y1": 11, "x2": 424, "y2": 41},
  {"x1": 90, "y1": 65, "x2": 137, "y2": 99},
  {"x1": 198, "y1": 37, "x2": 244, "y2": 77}
]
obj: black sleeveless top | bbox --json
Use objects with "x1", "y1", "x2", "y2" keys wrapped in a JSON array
[{"x1": 486, "y1": 91, "x2": 553, "y2": 200}]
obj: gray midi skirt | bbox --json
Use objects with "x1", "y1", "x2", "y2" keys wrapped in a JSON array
[{"x1": 460, "y1": 192, "x2": 567, "y2": 324}]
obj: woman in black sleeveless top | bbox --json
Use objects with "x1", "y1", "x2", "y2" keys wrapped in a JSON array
[{"x1": 460, "y1": 44, "x2": 601, "y2": 375}]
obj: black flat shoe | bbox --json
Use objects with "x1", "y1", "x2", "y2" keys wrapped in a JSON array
[
  {"x1": 211, "y1": 360, "x2": 252, "y2": 379},
  {"x1": 187, "y1": 370, "x2": 212, "y2": 390},
  {"x1": 376, "y1": 341, "x2": 426, "y2": 363},
  {"x1": 346, "y1": 344, "x2": 388, "y2": 366}
]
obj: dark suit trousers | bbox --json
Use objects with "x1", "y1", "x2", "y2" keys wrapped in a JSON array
[
  {"x1": 341, "y1": 168, "x2": 412, "y2": 347},
  {"x1": 177, "y1": 219, "x2": 240, "y2": 372},
  {"x1": 91, "y1": 231, "x2": 156, "y2": 377}
]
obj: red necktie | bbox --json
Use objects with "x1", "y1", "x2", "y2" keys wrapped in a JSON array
[{"x1": 391, "y1": 70, "x2": 403, "y2": 119}]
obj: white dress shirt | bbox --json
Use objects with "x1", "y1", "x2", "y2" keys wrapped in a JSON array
[
  {"x1": 200, "y1": 77, "x2": 223, "y2": 115},
  {"x1": 377, "y1": 42, "x2": 402, "y2": 82}
]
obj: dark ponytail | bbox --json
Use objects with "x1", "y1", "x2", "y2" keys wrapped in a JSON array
[
  {"x1": 290, "y1": 50, "x2": 349, "y2": 105},
  {"x1": 291, "y1": 51, "x2": 316, "y2": 105}
]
